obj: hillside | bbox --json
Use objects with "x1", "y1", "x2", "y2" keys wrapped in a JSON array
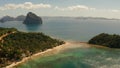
[
  {"x1": 88, "y1": 33, "x2": 120, "y2": 48},
  {"x1": 0, "y1": 27, "x2": 64, "y2": 67}
]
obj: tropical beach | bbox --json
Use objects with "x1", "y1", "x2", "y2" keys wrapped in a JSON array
[
  {"x1": 5, "y1": 42, "x2": 69, "y2": 68},
  {"x1": 12, "y1": 41, "x2": 120, "y2": 68},
  {"x1": 6, "y1": 41, "x2": 91, "y2": 68},
  {"x1": 1, "y1": 0, "x2": 120, "y2": 68},
  {"x1": 6, "y1": 41, "x2": 113, "y2": 68}
]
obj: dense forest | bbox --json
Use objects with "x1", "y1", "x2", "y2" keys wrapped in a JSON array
[
  {"x1": 88, "y1": 33, "x2": 120, "y2": 48},
  {"x1": 0, "y1": 27, "x2": 64, "y2": 67},
  {"x1": 0, "y1": 28, "x2": 17, "y2": 36}
]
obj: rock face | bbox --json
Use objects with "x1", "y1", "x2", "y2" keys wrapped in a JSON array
[{"x1": 23, "y1": 12, "x2": 42, "y2": 24}]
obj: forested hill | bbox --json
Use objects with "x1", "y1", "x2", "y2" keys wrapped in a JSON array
[
  {"x1": 0, "y1": 27, "x2": 64, "y2": 67},
  {"x1": 88, "y1": 33, "x2": 120, "y2": 48}
]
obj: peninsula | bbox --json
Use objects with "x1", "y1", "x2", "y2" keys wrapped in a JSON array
[{"x1": 0, "y1": 27, "x2": 64, "y2": 67}]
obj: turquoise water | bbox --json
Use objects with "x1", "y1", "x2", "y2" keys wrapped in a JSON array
[
  {"x1": 16, "y1": 46, "x2": 120, "y2": 68},
  {"x1": 0, "y1": 17, "x2": 120, "y2": 68}
]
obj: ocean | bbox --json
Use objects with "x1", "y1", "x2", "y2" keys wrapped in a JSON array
[{"x1": 0, "y1": 17, "x2": 120, "y2": 68}]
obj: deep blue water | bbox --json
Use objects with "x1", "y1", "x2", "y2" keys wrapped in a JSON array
[{"x1": 0, "y1": 17, "x2": 120, "y2": 68}]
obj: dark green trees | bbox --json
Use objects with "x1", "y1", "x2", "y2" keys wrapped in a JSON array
[
  {"x1": 0, "y1": 27, "x2": 17, "y2": 36},
  {"x1": 0, "y1": 27, "x2": 64, "y2": 67},
  {"x1": 88, "y1": 33, "x2": 120, "y2": 48}
]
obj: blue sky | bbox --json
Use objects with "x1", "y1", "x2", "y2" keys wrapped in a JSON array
[{"x1": 0, "y1": 0, "x2": 120, "y2": 19}]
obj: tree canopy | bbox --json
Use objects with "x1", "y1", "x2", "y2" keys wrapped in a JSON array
[
  {"x1": 0, "y1": 27, "x2": 64, "y2": 67},
  {"x1": 88, "y1": 33, "x2": 120, "y2": 48}
]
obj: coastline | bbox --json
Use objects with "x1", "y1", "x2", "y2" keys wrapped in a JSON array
[
  {"x1": 5, "y1": 41, "x2": 114, "y2": 68},
  {"x1": 5, "y1": 42, "x2": 70, "y2": 68}
]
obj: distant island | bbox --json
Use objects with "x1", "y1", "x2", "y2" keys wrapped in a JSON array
[
  {"x1": 0, "y1": 15, "x2": 26, "y2": 22},
  {"x1": 88, "y1": 33, "x2": 120, "y2": 48},
  {"x1": 0, "y1": 16, "x2": 15, "y2": 22},
  {"x1": 0, "y1": 27, "x2": 64, "y2": 67},
  {"x1": 1, "y1": 14, "x2": 120, "y2": 23},
  {"x1": 0, "y1": 12, "x2": 42, "y2": 24},
  {"x1": 23, "y1": 12, "x2": 42, "y2": 24}
]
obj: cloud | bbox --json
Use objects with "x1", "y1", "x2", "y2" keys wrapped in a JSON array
[
  {"x1": 54, "y1": 5, "x2": 95, "y2": 11},
  {"x1": 54, "y1": 5, "x2": 120, "y2": 13},
  {"x1": 0, "y1": 2, "x2": 119, "y2": 14},
  {"x1": 68, "y1": 5, "x2": 89, "y2": 10},
  {"x1": 54, "y1": 6, "x2": 65, "y2": 11},
  {"x1": 111, "y1": 10, "x2": 119, "y2": 12},
  {"x1": 0, "y1": 2, "x2": 51, "y2": 10},
  {"x1": 97, "y1": 9, "x2": 120, "y2": 13}
]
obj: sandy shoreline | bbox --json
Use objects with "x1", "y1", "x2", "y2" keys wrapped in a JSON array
[
  {"x1": 5, "y1": 42, "x2": 70, "y2": 68},
  {"x1": 5, "y1": 41, "x2": 111, "y2": 68}
]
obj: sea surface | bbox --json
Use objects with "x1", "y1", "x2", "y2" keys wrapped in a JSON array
[{"x1": 0, "y1": 17, "x2": 120, "y2": 68}]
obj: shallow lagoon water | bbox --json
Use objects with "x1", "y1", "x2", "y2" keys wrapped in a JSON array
[
  {"x1": 0, "y1": 17, "x2": 120, "y2": 68},
  {"x1": 16, "y1": 45, "x2": 120, "y2": 68}
]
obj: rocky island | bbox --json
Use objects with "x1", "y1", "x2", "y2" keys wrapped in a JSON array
[
  {"x1": 0, "y1": 27, "x2": 64, "y2": 67},
  {"x1": 88, "y1": 33, "x2": 120, "y2": 48},
  {"x1": 0, "y1": 16, "x2": 15, "y2": 22},
  {"x1": 0, "y1": 12, "x2": 42, "y2": 24},
  {"x1": 23, "y1": 12, "x2": 42, "y2": 24},
  {"x1": 0, "y1": 15, "x2": 26, "y2": 22}
]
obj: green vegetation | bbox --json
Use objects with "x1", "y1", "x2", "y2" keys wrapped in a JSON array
[
  {"x1": 0, "y1": 27, "x2": 17, "y2": 36},
  {"x1": 0, "y1": 27, "x2": 64, "y2": 67},
  {"x1": 88, "y1": 33, "x2": 120, "y2": 48}
]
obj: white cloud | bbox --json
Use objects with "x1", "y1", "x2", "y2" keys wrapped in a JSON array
[
  {"x1": 68, "y1": 5, "x2": 90, "y2": 10},
  {"x1": 0, "y1": 2, "x2": 51, "y2": 10},
  {"x1": 54, "y1": 5, "x2": 95, "y2": 11},
  {"x1": 0, "y1": 2, "x2": 119, "y2": 14},
  {"x1": 97, "y1": 9, "x2": 120, "y2": 13},
  {"x1": 54, "y1": 6, "x2": 65, "y2": 11},
  {"x1": 68, "y1": 5, "x2": 96, "y2": 11},
  {"x1": 54, "y1": 5, "x2": 120, "y2": 13},
  {"x1": 111, "y1": 10, "x2": 119, "y2": 12}
]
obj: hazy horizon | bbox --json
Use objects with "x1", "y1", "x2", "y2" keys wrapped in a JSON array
[{"x1": 0, "y1": 14, "x2": 120, "y2": 20}]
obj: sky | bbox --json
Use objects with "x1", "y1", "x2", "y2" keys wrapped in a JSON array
[{"x1": 0, "y1": 0, "x2": 120, "y2": 19}]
